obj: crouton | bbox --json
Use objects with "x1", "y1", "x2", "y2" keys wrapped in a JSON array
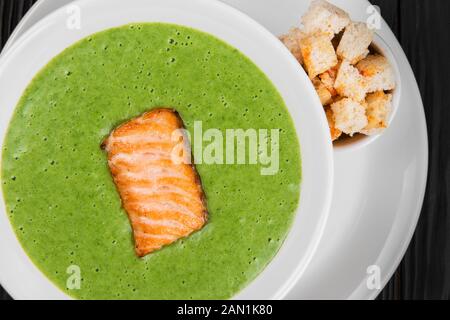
[
  {"x1": 319, "y1": 65, "x2": 339, "y2": 96},
  {"x1": 279, "y1": 28, "x2": 305, "y2": 64},
  {"x1": 313, "y1": 77, "x2": 333, "y2": 105},
  {"x1": 356, "y1": 54, "x2": 396, "y2": 92},
  {"x1": 334, "y1": 60, "x2": 368, "y2": 101},
  {"x1": 325, "y1": 107, "x2": 342, "y2": 141},
  {"x1": 361, "y1": 91, "x2": 392, "y2": 135},
  {"x1": 300, "y1": 33, "x2": 338, "y2": 79},
  {"x1": 337, "y1": 22, "x2": 373, "y2": 64},
  {"x1": 331, "y1": 98, "x2": 368, "y2": 136},
  {"x1": 301, "y1": 0, "x2": 350, "y2": 39}
]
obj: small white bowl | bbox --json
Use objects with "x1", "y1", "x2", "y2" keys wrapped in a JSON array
[
  {"x1": 334, "y1": 33, "x2": 402, "y2": 152},
  {"x1": 0, "y1": 0, "x2": 333, "y2": 299}
]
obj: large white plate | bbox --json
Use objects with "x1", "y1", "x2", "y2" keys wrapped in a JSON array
[
  {"x1": 1, "y1": 0, "x2": 428, "y2": 300},
  {"x1": 0, "y1": 0, "x2": 333, "y2": 299},
  {"x1": 223, "y1": 0, "x2": 427, "y2": 300}
]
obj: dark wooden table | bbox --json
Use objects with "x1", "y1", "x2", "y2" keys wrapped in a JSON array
[{"x1": 0, "y1": 0, "x2": 449, "y2": 300}]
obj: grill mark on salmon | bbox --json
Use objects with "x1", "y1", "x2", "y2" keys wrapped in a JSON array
[{"x1": 102, "y1": 108, "x2": 208, "y2": 257}]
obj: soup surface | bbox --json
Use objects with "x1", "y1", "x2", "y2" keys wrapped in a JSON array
[{"x1": 1, "y1": 23, "x2": 301, "y2": 299}]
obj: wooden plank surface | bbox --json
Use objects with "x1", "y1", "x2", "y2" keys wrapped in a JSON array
[
  {"x1": 0, "y1": 0, "x2": 449, "y2": 300},
  {"x1": 375, "y1": 0, "x2": 450, "y2": 300}
]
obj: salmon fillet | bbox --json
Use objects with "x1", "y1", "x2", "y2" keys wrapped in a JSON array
[{"x1": 102, "y1": 108, "x2": 208, "y2": 257}]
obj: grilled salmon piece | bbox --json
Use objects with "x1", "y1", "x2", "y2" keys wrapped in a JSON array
[{"x1": 102, "y1": 108, "x2": 207, "y2": 257}]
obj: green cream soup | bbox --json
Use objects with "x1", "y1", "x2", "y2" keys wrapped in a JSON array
[{"x1": 1, "y1": 23, "x2": 301, "y2": 299}]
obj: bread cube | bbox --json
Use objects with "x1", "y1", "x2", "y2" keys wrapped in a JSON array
[
  {"x1": 325, "y1": 107, "x2": 342, "y2": 141},
  {"x1": 356, "y1": 55, "x2": 396, "y2": 92},
  {"x1": 361, "y1": 91, "x2": 392, "y2": 135},
  {"x1": 319, "y1": 65, "x2": 339, "y2": 96},
  {"x1": 300, "y1": 33, "x2": 338, "y2": 79},
  {"x1": 313, "y1": 77, "x2": 333, "y2": 105},
  {"x1": 334, "y1": 60, "x2": 368, "y2": 101},
  {"x1": 337, "y1": 22, "x2": 373, "y2": 64},
  {"x1": 279, "y1": 28, "x2": 304, "y2": 64},
  {"x1": 331, "y1": 98, "x2": 368, "y2": 136},
  {"x1": 301, "y1": 0, "x2": 350, "y2": 39}
]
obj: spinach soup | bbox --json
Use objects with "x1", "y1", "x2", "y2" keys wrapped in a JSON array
[{"x1": 1, "y1": 23, "x2": 301, "y2": 299}]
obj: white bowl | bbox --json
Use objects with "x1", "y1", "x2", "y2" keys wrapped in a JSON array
[
  {"x1": 334, "y1": 33, "x2": 402, "y2": 152},
  {"x1": 0, "y1": 0, "x2": 333, "y2": 299}
]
